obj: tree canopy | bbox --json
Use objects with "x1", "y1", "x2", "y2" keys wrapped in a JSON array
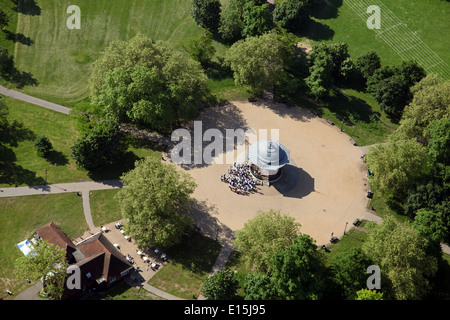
[
  {"x1": 362, "y1": 216, "x2": 438, "y2": 300},
  {"x1": 89, "y1": 34, "x2": 211, "y2": 133},
  {"x1": 190, "y1": 0, "x2": 222, "y2": 32},
  {"x1": 273, "y1": 0, "x2": 311, "y2": 33},
  {"x1": 233, "y1": 209, "x2": 301, "y2": 273},
  {"x1": 226, "y1": 32, "x2": 295, "y2": 95},
  {"x1": 115, "y1": 156, "x2": 197, "y2": 249}
]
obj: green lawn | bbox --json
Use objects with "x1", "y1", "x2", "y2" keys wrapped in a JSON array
[
  {"x1": 147, "y1": 232, "x2": 222, "y2": 300},
  {"x1": 305, "y1": 0, "x2": 449, "y2": 70},
  {"x1": 0, "y1": 94, "x2": 162, "y2": 187},
  {"x1": 0, "y1": 193, "x2": 85, "y2": 300},
  {"x1": 8, "y1": 0, "x2": 205, "y2": 105},
  {"x1": 89, "y1": 189, "x2": 122, "y2": 227}
]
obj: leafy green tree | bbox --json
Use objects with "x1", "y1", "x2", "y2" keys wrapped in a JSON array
[
  {"x1": 354, "y1": 289, "x2": 383, "y2": 300},
  {"x1": 367, "y1": 61, "x2": 426, "y2": 122},
  {"x1": 413, "y1": 208, "x2": 448, "y2": 245},
  {"x1": 243, "y1": 273, "x2": 275, "y2": 300},
  {"x1": 180, "y1": 30, "x2": 216, "y2": 67},
  {"x1": 363, "y1": 215, "x2": 438, "y2": 300},
  {"x1": 403, "y1": 180, "x2": 449, "y2": 218},
  {"x1": 71, "y1": 120, "x2": 126, "y2": 171},
  {"x1": 34, "y1": 135, "x2": 53, "y2": 157},
  {"x1": 89, "y1": 34, "x2": 211, "y2": 133},
  {"x1": 69, "y1": 101, "x2": 104, "y2": 134},
  {"x1": 273, "y1": 0, "x2": 311, "y2": 32},
  {"x1": 393, "y1": 75, "x2": 450, "y2": 142},
  {"x1": 226, "y1": 32, "x2": 295, "y2": 96},
  {"x1": 190, "y1": 0, "x2": 222, "y2": 32},
  {"x1": 305, "y1": 51, "x2": 334, "y2": 98},
  {"x1": 270, "y1": 234, "x2": 327, "y2": 300},
  {"x1": 426, "y1": 118, "x2": 450, "y2": 167},
  {"x1": 0, "y1": 8, "x2": 9, "y2": 30},
  {"x1": 327, "y1": 248, "x2": 373, "y2": 299},
  {"x1": 366, "y1": 139, "x2": 428, "y2": 197},
  {"x1": 241, "y1": 2, "x2": 273, "y2": 37},
  {"x1": 15, "y1": 240, "x2": 68, "y2": 300},
  {"x1": 115, "y1": 157, "x2": 197, "y2": 249},
  {"x1": 219, "y1": 5, "x2": 244, "y2": 44},
  {"x1": 355, "y1": 51, "x2": 381, "y2": 80},
  {"x1": 201, "y1": 268, "x2": 239, "y2": 300},
  {"x1": 234, "y1": 209, "x2": 301, "y2": 273}
]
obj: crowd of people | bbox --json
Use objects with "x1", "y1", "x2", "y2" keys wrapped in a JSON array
[{"x1": 221, "y1": 162, "x2": 259, "y2": 195}]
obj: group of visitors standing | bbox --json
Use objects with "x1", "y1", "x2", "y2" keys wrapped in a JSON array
[{"x1": 221, "y1": 162, "x2": 259, "y2": 195}]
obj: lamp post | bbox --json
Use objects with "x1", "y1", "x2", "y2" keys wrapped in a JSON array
[
  {"x1": 45, "y1": 169, "x2": 48, "y2": 185},
  {"x1": 344, "y1": 221, "x2": 348, "y2": 235}
]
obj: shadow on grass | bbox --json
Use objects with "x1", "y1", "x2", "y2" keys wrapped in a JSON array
[
  {"x1": 45, "y1": 150, "x2": 69, "y2": 166},
  {"x1": 3, "y1": 30, "x2": 34, "y2": 46},
  {"x1": 12, "y1": 0, "x2": 41, "y2": 16},
  {"x1": 87, "y1": 151, "x2": 141, "y2": 181}
]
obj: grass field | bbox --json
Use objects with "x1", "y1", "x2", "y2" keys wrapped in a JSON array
[
  {"x1": 89, "y1": 189, "x2": 122, "y2": 226},
  {"x1": 305, "y1": 0, "x2": 449, "y2": 72},
  {"x1": 147, "y1": 232, "x2": 222, "y2": 300},
  {"x1": 0, "y1": 94, "x2": 162, "y2": 187},
  {"x1": 0, "y1": 192, "x2": 85, "y2": 299},
  {"x1": 9, "y1": 0, "x2": 205, "y2": 105}
]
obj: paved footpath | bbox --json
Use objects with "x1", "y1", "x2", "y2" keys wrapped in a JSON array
[{"x1": 0, "y1": 85, "x2": 71, "y2": 115}]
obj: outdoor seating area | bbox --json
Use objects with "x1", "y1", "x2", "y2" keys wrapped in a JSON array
[{"x1": 102, "y1": 221, "x2": 169, "y2": 279}]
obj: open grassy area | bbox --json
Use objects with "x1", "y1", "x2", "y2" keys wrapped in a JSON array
[
  {"x1": 305, "y1": 0, "x2": 449, "y2": 70},
  {"x1": 147, "y1": 232, "x2": 222, "y2": 300},
  {"x1": 0, "y1": 193, "x2": 85, "y2": 300},
  {"x1": 0, "y1": 94, "x2": 162, "y2": 187},
  {"x1": 89, "y1": 189, "x2": 122, "y2": 226},
  {"x1": 7, "y1": 0, "x2": 205, "y2": 105}
]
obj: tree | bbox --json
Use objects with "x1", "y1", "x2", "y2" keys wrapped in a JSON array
[
  {"x1": 403, "y1": 180, "x2": 449, "y2": 218},
  {"x1": 243, "y1": 273, "x2": 275, "y2": 300},
  {"x1": 226, "y1": 32, "x2": 295, "y2": 96},
  {"x1": 393, "y1": 75, "x2": 450, "y2": 142},
  {"x1": 273, "y1": 0, "x2": 311, "y2": 32},
  {"x1": 15, "y1": 240, "x2": 68, "y2": 300},
  {"x1": 0, "y1": 8, "x2": 9, "y2": 30},
  {"x1": 89, "y1": 34, "x2": 211, "y2": 133},
  {"x1": 219, "y1": 5, "x2": 244, "y2": 44},
  {"x1": 234, "y1": 209, "x2": 301, "y2": 273},
  {"x1": 362, "y1": 215, "x2": 438, "y2": 300},
  {"x1": 354, "y1": 289, "x2": 383, "y2": 300},
  {"x1": 34, "y1": 135, "x2": 53, "y2": 157},
  {"x1": 305, "y1": 51, "x2": 334, "y2": 98},
  {"x1": 270, "y1": 234, "x2": 327, "y2": 300},
  {"x1": 355, "y1": 51, "x2": 381, "y2": 80},
  {"x1": 327, "y1": 248, "x2": 373, "y2": 299},
  {"x1": 367, "y1": 61, "x2": 426, "y2": 122},
  {"x1": 180, "y1": 30, "x2": 216, "y2": 67},
  {"x1": 426, "y1": 118, "x2": 450, "y2": 167},
  {"x1": 366, "y1": 139, "x2": 428, "y2": 198},
  {"x1": 71, "y1": 120, "x2": 127, "y2": 171},
  {"x1": 201, "y1": 268, "x2": 239, "y2": 300},
  {"x1": 241, "y1": 2, "x2": 273, "y2": 37},
  {"x1": 190, "y1": 0, "x2": 222, "y2": 32},
  {"x1": 413, "y1": 208, "x2": 448, "y2": 245},
  {"x1": 115, "y1": 157, "x2": 197, "y2": 249}
]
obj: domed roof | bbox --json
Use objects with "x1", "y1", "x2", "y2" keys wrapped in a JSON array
[{"x1": 248, "y1": 140, "x2": 290, "y2": 170}]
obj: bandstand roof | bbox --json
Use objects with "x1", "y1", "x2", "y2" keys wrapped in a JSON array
[{"x1": 248, "y1": 140, "x2": 290, "y2": 171}]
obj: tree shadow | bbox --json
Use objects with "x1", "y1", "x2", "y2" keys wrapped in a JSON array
[
  {"x1": 190, "y1": 199, "x2": 235, "y2": 248},
  {"x1": 310, "y1": 0, "x2": 343, "y2": 20},
  {"x1": 172, "y1": 101, "x2": 251, "y2": 171},
  {"x1": 0, "y1": 54, "x2": 39, "y2": 88},
  {"x1": 12, "y1": 0, "x2": 41, "y2": 16},
  {"x1": 252, "y1": 96, "x2": 316, "y2": 123},
  {"x1": 0, "y1": 119, "x2": 36, "y2": 147},
  {"x1": 3, "y1": 30, "x2": 34, "y2": 46},
  {"x1": 295, "y1": 18, "x2": 335, "y2": 41},
  {"x1": 0, "y1": 144, "x2": 45, "y2": 187},
  {"x1": 45, "y1": 150, "x2": 69, "y2": 166},
  {"x1": 87, "y1": 150, "x2": 141, "y2": 181}
]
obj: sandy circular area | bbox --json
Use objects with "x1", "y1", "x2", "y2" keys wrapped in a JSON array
[{"x1": 172, "y1": 100, "x2": 369, "y2": 246}]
